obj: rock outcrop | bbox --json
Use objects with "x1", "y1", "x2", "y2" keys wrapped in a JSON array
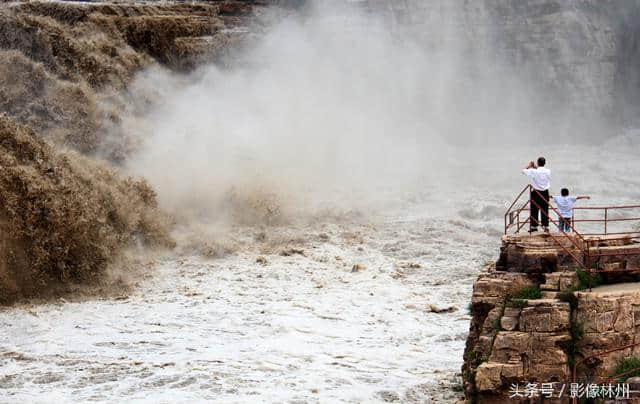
[
  {"x1": 575, "y1": 287, "x2": 640, "y2": 381},
  {"x1": 463, "y1": 234, "x2": 640, "y2": 403}
]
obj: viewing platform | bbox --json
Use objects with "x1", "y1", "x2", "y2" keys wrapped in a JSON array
[
  {"x1": 497, "y1": 233, "x2": 640, "y2": 276},
  {"x1": 502, "y1": 185, "x2": 640, "y2": 289},
  {"x1": 462, "y1": 187, "x2": 640, "y2": 403}
]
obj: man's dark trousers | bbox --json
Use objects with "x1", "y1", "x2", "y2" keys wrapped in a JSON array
[{"x1": 530, "y1": 189, "x2": 549, "y2": 229}]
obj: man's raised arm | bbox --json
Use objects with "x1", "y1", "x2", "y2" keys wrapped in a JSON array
[{"x1": 522, "y1": 161, "x2": 536, "y2": 176}]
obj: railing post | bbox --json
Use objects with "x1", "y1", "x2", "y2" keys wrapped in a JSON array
[
  {"x1": 504, "y1": 214, "x2": 507, "y2": 235},
  {"x1": 604, "y1": 208, "x2": 608, "y2": 235},
  {"x1": 572, "y1": 363, "x2": 577, "y2": 404},
  {"x1": 528, "y1": 185, "x2": 532, "y2": 233},
  {"x1": 585, "y1": 241, "x2": 590, "y2": 268},
  {"x1": 504, "y1": 184, "x2": 533, "y2": 235}
]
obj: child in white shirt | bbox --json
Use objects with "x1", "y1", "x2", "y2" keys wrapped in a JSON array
[{"x1": 552, "y1": 188, "x2": 590, "y2": 232}]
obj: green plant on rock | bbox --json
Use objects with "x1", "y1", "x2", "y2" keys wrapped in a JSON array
[
  {"x1": 566, "y1": 320, "x2": 585, "y2": 368},
  {"x1": 613, "y1": 357, "x2": 640, "y2": 382},
  {"x1": 576, "y1": 269, "x2": 603, "y2": 290},
  {"x1": 506, "y1": 298, "x2": 528, "y2": 308},
  {"x1": 492, "y1": 316, "x2": 501, "y2": 332},
  {"x1": 571, "y1": 321, "x2": 584, "y2": 343},
  {"x1": 463, "y1": 350, "x2": 476, "y2": 362},
  {"x1": 512, "y1": 286, "x2": 543, "y2": 300},
  {"x1": 505, "y1": 286, "x2": 541, "y2": 307},
  {"x1": 464, "y1": 350, "x2": 485, "y2": 369}
]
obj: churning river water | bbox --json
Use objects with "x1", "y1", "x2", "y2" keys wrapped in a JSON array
[{"x1": 2, "y1": 137, "x2": 640, "y2": 403}]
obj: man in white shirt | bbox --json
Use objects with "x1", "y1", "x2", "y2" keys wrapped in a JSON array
[{"x1": 522, "y1": 156, "x2": 551, "y2": 232}]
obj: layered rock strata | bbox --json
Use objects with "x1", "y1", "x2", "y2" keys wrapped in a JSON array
[{"x1": 463, "y1": 234, "x2": 640, "y2": 403}]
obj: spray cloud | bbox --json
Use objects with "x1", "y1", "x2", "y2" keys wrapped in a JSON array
[{"x1": 122, "y1": 1, "x2": 623, "y2": 225}]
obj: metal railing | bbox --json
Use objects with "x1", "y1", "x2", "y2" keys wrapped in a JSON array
[
  {"x1": 504, "y1": 184, "x2": 535, "y2": 235},
  {"x1": 504, "y1": 185, "x2": 640, "y2": 290},
  {"x1": 505, "y1": 186, "x2": 640, "y2": 401},
  {"x1": 529, "y1": 194, "x2": 590, "y2": 272},
  {"x1": 505, "y1": 185, "x2": 591, "y2": 270},
  {"x1": 571, "y1": 341, "x2": 640, "y2": 403},
  {"x1": 505, "y1": 185, "x2": 640, "y2": 238},
  {"x1": 574, "y1": 205, "x2": 640, "y2": 236}
]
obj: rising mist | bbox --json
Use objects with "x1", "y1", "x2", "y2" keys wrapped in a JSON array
[{"x1": 121, "y1": 0, "x2": 639, "y2": 225}]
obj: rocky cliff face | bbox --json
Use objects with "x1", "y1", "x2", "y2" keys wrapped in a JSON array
[{"x1": 463, "y1": 234, "x2": 640, "y2": 403}]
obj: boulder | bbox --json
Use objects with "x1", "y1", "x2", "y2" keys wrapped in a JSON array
[
  {"x1": 475, "y1": 363, "x2": 503, "y2": 391},
  {"x1": 500, "y1": 308, "x2": 521, "y2": 331},
  {"x1": 489, "y1": 332, "x2": 530, "y2": 363},
  {"x1": 472, "y1": 273, "x2": 536, "y2": 305},
  {"x1": 475, "y1": 362, "x2": 525, "y2": 392},
  {"x1": 519, "y1": 302, "x2": 570, "y2": 333}
]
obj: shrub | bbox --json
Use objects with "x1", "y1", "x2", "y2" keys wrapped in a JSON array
[
  {"x1": 613, "y1": 357, "x2": 640, "y2": 382},
  {"x1": 571, "y1": 321, "x2": 584, "y2": 342},
  {"x1": 506, "y1": 298, "x2": 528, "y2": 308},
  {"x1": 512, "y1": 286, "x2": 543, "y2": 300},
  {"x1": 576, "y1": 269, "x2": 603, "y2": 290},
  {"x1": 566, "y1": 320, "x2": 584, "y2": 368}
]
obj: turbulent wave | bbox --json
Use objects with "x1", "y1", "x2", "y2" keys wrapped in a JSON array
[
  {"x1": 1, "y1": 0, "x2": 639, "y2": 304},
  {"x1": 1, "y1": 1, "x2": 640, "y2": 402},
  {"x1": 0, "y1": 115, "x2": 172, "y2": 303},
  {"x1": 122, "y1": 0, "x2": 640, "y2": 229},
  {"x1": 0, "y1": 0, "x2": 271, "y2": 303}
]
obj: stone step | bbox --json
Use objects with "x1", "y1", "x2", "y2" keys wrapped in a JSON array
[
  {"x1": 524, "y1": 298, "x2": 567, "y2": 306},
  {"x1": 602, "y1": 261, "x2": 626, "y2": 270},
  {"x1": 540, "y1": 271, "x2": 578, "y2": 291},
  {"x1": 542, "y1": 291, "x2": 558, "y2": 299}
]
